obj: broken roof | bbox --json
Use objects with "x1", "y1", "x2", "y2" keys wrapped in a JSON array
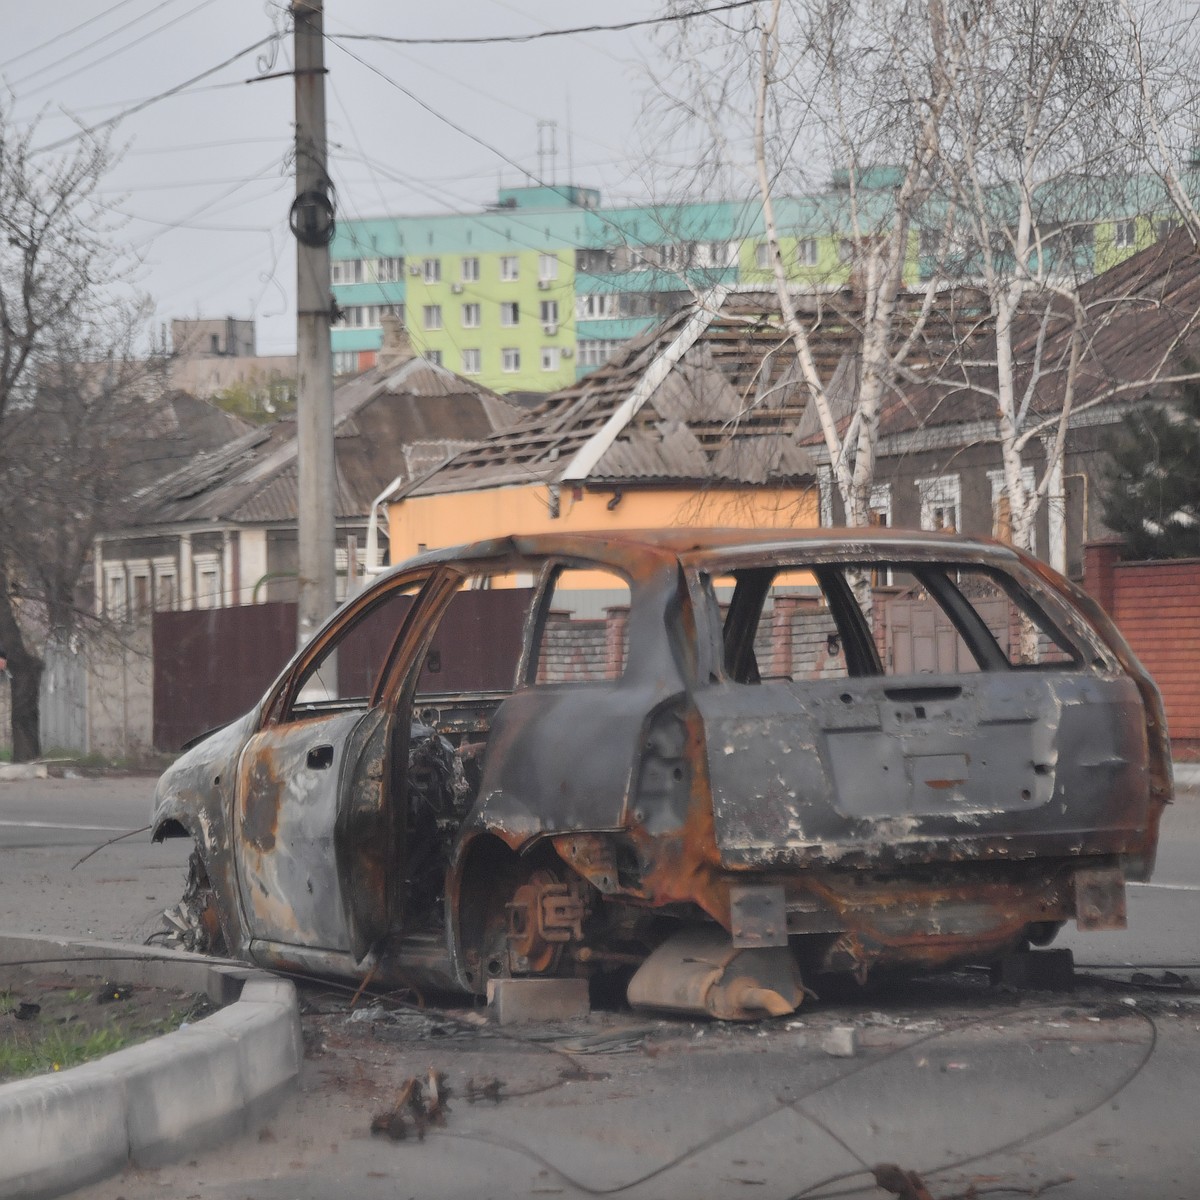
[
  {"x1": 859, "y1": 226, "x2": 1200, "y2": 448},
  {"x1": 407, "y1": 286, "x2": 977, "y2": 499},
  {"x1": 123, "y1": 355, "x2": 522, "y2": 528}
]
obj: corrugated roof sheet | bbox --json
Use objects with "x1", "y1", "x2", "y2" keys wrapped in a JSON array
[{"x1": 125, "y1": 356, "x2": 523, "y2": 529}]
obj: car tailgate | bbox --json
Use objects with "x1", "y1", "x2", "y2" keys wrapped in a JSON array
[{"x1": 695, "y1": 670, "x2": 1153, "y2": 868}]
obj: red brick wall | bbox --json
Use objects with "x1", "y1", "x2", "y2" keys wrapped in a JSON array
[{"x1": 1084, "y1": 542, "x2": 1200, "y2": 754}]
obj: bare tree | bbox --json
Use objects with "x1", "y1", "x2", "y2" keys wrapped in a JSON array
[
  {"x1": 923, "y1": 0, "x2": 1186, "y2": 558},
  {"x1": 0, "y1": 109, "x2": 151, "y2": 760},
  {"x1": 650, "y1": 0, "x2": 963, "y2": 544}
]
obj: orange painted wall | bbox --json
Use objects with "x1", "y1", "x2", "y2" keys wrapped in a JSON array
[{"x1": 388, "y1": 484, "x2": 819, "y2": 560}]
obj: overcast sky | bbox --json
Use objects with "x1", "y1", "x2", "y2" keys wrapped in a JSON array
[{"x1": 3, "y1": 1, "x2": 692, "y2": 356}]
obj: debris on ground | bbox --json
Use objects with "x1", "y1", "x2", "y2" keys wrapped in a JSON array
[
  {"x1": 821, "y1": 1025, "x2": 858, "y2": 1057},
  {"x1": 369, "y1": 1069, "x2": 449, "y2": 1142},
  {"x1": 871, "y1": 1162, "x2": 935, "y2": 1200},
  {"x1": 465, "y1": 1076, "x2": 504, "y2": 1105}
]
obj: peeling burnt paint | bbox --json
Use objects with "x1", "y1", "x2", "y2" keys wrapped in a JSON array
[{"x1": 149, "y1": 529, "x2": 1171, "y2": 1019}]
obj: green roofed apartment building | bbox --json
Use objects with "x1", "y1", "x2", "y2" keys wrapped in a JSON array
[
  {"x1": 329, "y1": 183, "x2": 892, "y2": 394},
  {"x1": 329, "y1": 175, "x2": 1190, "y2": 395}
]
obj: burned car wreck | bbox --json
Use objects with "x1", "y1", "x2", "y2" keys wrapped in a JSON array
[{"x1": 152, "y1": 530, "x2": 1171, "y2": 1020}]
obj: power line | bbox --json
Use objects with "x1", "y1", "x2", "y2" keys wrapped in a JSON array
[
  {"x1": 329, "y1": 2, "x2": 760, "y2": 47},
  {"x1": 0, "y1": 0, "x2": 144, "y2": 72},
  {"x1": 35, "y1": 33, "x2": 278, "y2": 153},
  {"x1": 7, "y1": 0, "x2": 198, "y2": 92}
]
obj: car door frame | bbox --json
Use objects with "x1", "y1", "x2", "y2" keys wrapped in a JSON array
[{"x1": 231, "y1": 565, "x2": 440, "y2": 966}]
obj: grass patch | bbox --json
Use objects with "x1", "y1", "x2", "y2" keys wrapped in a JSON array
[{"x1": 0, "y1": 975, "x2": 212, "y2": 1083}]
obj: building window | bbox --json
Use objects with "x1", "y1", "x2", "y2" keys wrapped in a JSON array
[
  {"x1": 333, "y1": 350, "x2": 358, "y2": 375},
  {"x1": 373, "y1": 256, "x2": 404, "y2": 283},
  {"x1": 540, "y1": 346, "x2": 561, "y2": 372},
  {"x1": 153, "y1": 559, "x2": 177, "y2": 612},
  {"x1": 1156, "y1": 217, "x2": 1179, "y2": 241},
  {"x1": 130, "y1": 566, "x2": 152, "y2": 618},
  {"x1": 577, "y1": 339, "x2": 613, "y2": 367},
  {"x1": 916, "y1": 474, "x2": 961, "y2": 534},
  {"x1": 575, "y1": 294, "x2": 617, "y2": 320},
  {"x1": 422, "y1": 257, "x2": 441, "y2": 283},
  {"x1": 461, "y1": 256, "x2": 480, "y2": 282},
  {"x1": 105, "y1": 568, "x2": 127, "y2": 621},
  {"x1": 796, "y1": 238, "x2": 818, "y2": 266},
  {"x1": 539, "y1": 299, "x2": 559, "y2": 325},
  {"x1": 1113, "y1": 219, "x2": 1137, "y2": 249},
  {"x1": 331, "y1": 259, "x2": 364, "y2": 284},
  {"x1": 425, "y1": 349, "x2": 443, "y2": 367},
  {"x1": 500, "y1": 301, "x2": 519, "y2": 327},
  {"x1": 755, "y1": 242, "x2": 772, "y2": 270},
  {"x1": 461, "y1": 348, "x2": 481, "y2": 375},
  {"x1": 538, "y1": 253, "x2": 559, "y2": 281},
  {"x1": 193, "y1": 554, "x2": 221, "y2": 610},
  {"x1": 423, "y1": 304, "x2": 442, "y2": 330},
  {"x1": 502, "y1": 348, "x2": 521, "y2": 373},
  {"x1": 500, "y1": 255, "x2": 519, "y2": 281},
  {"x1": 461, "y1": 302, "x2": 480, "y2": 327}
]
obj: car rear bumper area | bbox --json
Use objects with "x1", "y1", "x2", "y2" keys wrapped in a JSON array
[{"x1": 725, "y1": 859, "x2": 1127, "y2": 978}]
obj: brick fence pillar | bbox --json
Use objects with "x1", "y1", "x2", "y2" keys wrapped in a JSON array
[{"x1": 1083, "y1": 539, "x2": 1124, "y2": 614}]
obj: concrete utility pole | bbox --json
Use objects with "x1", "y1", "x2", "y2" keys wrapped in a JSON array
[{"x1": 291, "y1": 0, "x2": 337, "y2": 647}]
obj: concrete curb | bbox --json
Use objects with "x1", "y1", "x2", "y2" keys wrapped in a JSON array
[
  {"x1": 0, "y1": 933, "x2": 302, "y2": 1200},
  {"x1": 1174, "y1": 762, "x2": 1200, "y2": 788}
]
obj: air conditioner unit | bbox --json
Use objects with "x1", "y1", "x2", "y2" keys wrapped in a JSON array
[
  {"x1": 561, "y1": 346, "x2": 574, "y2": 358},
  {"x1": 450, "y1": 282, "x2": 463, "y2": 293},
  {"x1": 537, "y1": 279, "x2": 552, "y2": 290},
  {"x1": 408, "y1": 265, "x2": 421, "y2": 276},
  {"x1": 542, "y1": 322, "x2": 558, "y2": 335}
]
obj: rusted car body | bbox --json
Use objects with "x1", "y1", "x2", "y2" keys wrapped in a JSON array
[{"x1": 152, "y1": 530, "x2": 1171, "y2": 1019}]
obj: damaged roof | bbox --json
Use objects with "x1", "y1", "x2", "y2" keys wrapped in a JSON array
[
  {"x1": 406, "y1": 286, "x2": 978, "y2": 500},
  {"x1": 857, "y1": 227, "x2": 1200, "y2": 448},
  {"x1": 124, "y1": 355, "x2": 522, "y2": 528}
]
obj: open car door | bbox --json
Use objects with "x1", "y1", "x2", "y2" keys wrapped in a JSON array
[{"x1": 234, "y1": 573, "x2": 431, "y2": 965}]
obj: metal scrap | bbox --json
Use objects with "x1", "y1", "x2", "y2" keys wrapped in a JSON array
[{"x1": 369, "y1": 1069, "x2": 449, "y2": 1142}]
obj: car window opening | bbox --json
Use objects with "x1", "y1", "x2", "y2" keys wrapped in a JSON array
[{"x1": 708, "y1": 561, "x2": 1081, "y2": 683}]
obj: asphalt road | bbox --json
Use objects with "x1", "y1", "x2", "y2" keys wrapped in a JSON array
[
  {"x1": 3, "y1": 774, "x2": 1200, "y2": 1200},
  {"x1": 0, "y1": 774, "x2": 189, "y2": 945}
]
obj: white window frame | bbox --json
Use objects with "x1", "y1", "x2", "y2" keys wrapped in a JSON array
[
  {"x1": 538, "y1": 253, "x2": 559, "y2": 281},
  {"x1": 425, "y1": 349, "x2": 443, "y2": 367},
  {"x1": 193, "y1": 553, "x2": 221, "y2": 610},
  {"x1": 575, "y1": 293, "x2": 617, "y2": 321},
  {"x1": 461, "y1": 302, "x2": 480, "y2": 328},
  {"x1": 796, "y1": 237, "x2": 819, "y2": 267},
  {"x1": 1113, "y1": 219, "x2": 1137, "y2": 249},
  {"x1": 501, "y1": 347, "x2": 521, "y2": 373},
  {"x1": 916, "y1": 474, "x2": 962, "y2": 534},
  {"x1": 422, "y1": 257, "x2": 441, "y2": 283},
  {"x1": 152, "y1": 557, "x2": 178, "y2": 612},
  {"x1": 104, "y1": 565, "x2": 128, "y2": 621},
  {"x1": 500, "y1": 255, "x2": 520, "y2": 281},
  {"x1": 500, "y1": 301, "x2": 519, "y2": 327},
  {"x1": 755, "y1": 242, "x2": 771, "y2": 269},
  {"x1": 373, "y1": 256, "x2": 403, "y2": 283},
  {"x1": 423, "y1": 304, "x2": 442, "y2": 330},
  {"x1": 128, "y1": 560, "x2": 152, "y2": 619},
  {"x1": 539, "y1": 299, "x2": 559, "y2": 324},
  {"x1": 540, "y1": 346, "x2": 561, "y2": 372},
  {"x1": 461, "y1": 348, "x2": 481, "y2": 375}
]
